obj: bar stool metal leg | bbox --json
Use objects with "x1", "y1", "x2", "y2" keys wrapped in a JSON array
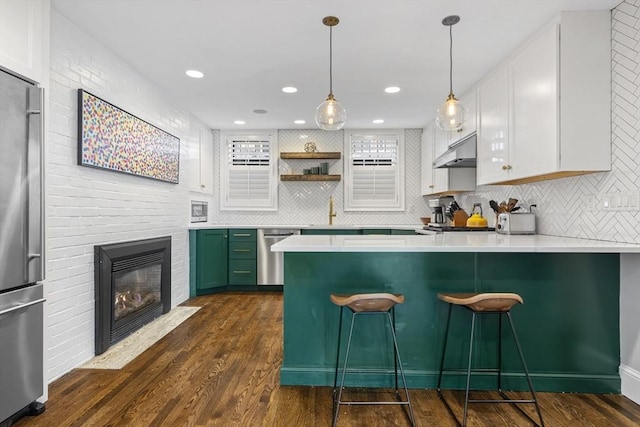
[
  {"x1": 332, "y1": 306, "x2": 344, "y2": 416},
  {"x1": 462, "y1": 311, "x2": 477, "y2": 427},
  {"x1": 333, "y1": 311, "x2": 357, "y2": 427},
  {"x1": 386, "y1": 311, "x2": 416, "y2": 426},
  {"x1": 437, "y1": 303, "x2": 453, "y2": 392},
  {"x1": 332, "y1": 308, "x2": 415, "y2": 427},
  {"x1": 506, "y1": 312, "x2": 545, "y2": 427}
]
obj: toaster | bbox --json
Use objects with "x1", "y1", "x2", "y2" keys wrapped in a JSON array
[{"x1": 496, "y1": 212, "x2": 536, "y2": 235}]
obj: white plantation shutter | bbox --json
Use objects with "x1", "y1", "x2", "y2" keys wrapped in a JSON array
[
  {"x1": 345, "y1": 131, "x2": 404, "y2": 211},
  {"x1": 220, "y1": 132, "x2": 278, "y2": 210}
]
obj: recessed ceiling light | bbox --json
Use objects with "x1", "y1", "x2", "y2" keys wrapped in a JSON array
[
  {"x1": 372, "y1": 119, "x2": 385, "y2": 124},
  {"x1": 253, "y1": 109, "x2": 268, "y2": 114},
  {"x1": 294, "y1": 120, "x2": 306, "y2": 124},
  {"x1": 234, "y1": 120, "x2": 246, "y2": 125},
  {"x1": 282, "y1": 86, "x2": 298, "y2": 93},
  {"x1": 384, "y1": 86, "x2": 400, "y2": 94},
  {"x1": 185, "y1": 69, "x2": 204, "y2": 79}
]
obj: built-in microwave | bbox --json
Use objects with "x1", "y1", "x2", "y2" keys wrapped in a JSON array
[{"x1": 190, "y1": 201, "x2": 208, "y2": 223}]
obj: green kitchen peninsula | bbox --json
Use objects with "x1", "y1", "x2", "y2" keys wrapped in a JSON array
[{"x1": 271, "y1": 233, "x2": 640, "y2": 393}]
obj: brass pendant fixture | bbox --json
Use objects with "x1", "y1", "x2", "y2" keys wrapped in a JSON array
[
  {"x1": 436, "y1": 15, "x2": 467, "y2": 132},
  {"x1": 315, "y1": 16, "x2": 346, "y2": 131}
]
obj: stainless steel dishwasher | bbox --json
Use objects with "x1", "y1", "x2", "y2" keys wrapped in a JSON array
[{"x1": 257, "y1": 229, "x2": 300, "y2": 285}]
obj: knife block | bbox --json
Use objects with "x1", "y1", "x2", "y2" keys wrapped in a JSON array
[{"x1": 453, "y1": 210, "x2": 469, "y2": 227}]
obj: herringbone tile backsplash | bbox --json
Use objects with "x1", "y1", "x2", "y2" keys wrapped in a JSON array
[
  {"x1": 459, "y1": 1, "x2": 640, "y2": 243},
  {"x1": 209, "y1": 0, "x2": 640, "y2": 243}
]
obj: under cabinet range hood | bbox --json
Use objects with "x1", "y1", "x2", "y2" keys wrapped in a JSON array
[{"x1": 433, "y1": 133, "x2": 477, "y2": 168}]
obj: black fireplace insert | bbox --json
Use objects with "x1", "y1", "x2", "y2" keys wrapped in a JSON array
[{"x1": 94, "y1": 236, "x2": 171, "y2": 355}]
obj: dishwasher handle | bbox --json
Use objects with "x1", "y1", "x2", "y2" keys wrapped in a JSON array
[{"x1": 263, "y1": 233, "x2": 296, "y2": 238}]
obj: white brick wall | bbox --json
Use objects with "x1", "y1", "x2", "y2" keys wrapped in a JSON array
[{"x1": 45, "y1": 10, "x2": 202, "y2": 381}]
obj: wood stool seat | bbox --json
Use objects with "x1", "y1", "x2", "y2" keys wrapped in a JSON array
[
  {"x1": 437, "y1": 292, "x2": 523, "y2": 312},
  {"x1": 330, "y1": 292, "x2": 404, "y2": 312}
]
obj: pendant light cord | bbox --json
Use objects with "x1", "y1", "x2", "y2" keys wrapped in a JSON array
[
  {"x1": 449, "y1": 23, "x2": 453, "y2": 96},
  {"x1": 329, "y1": 25, "x2": 334, "y2": 96}
]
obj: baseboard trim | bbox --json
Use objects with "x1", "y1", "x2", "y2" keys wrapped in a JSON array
[
  {"x1": 280, "y1": 366, "x2": 620, "y2": 394},
  {"x1": 620, "y1": 364, "x2": 640, "y2": 404}
]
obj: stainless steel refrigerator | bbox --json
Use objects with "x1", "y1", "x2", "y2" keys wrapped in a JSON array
[{"x1": 0, "y1": 68, "x2": 45, "y2": 424}]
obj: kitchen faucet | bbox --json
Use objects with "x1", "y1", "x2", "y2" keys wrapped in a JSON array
[{"x1": 329, "y1": 196, "x2": 336, "y2": 225}]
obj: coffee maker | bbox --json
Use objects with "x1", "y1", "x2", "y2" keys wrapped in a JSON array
[{"x1": 428, "y1": 196, "x2": 454, "y2": 225}]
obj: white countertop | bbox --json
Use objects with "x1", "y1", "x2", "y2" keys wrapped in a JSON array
[
  {"x1": 270, "y1": 233, "x2": 640, "y2": 253},
  {"x1": 188, "y1": 224, "x2": 426, "y2": 231}
]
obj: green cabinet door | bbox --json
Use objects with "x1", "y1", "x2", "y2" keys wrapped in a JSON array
[{"x1": 196, "y1": 229, "x2": 228, "y2": 295}]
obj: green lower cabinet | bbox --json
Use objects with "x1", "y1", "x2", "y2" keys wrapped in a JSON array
[
  {"x1": 229, "y1": 259, "x2": 257, "y2": 285},
  {"x1": 301, "y1": 229, "x2": 361, "y2": 235},
  {"x1": 228, "y1": 229, "x2": 257, "y2": 288},
  {"x1": 195, "y1": 229, "x2": 228, "y2": 295}
]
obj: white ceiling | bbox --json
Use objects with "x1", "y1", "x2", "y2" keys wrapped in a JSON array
[{"x1": 51, "y1": 0, "x2": 620, "y2": 130}]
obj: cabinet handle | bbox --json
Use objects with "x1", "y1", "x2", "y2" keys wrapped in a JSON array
[
  {"x1": 233, "y1": 249, "x2": 252, "y2": 252},
  {"x1": 233, "y1": 270, "x2": 252, "y2": 274},
  {"x1": 428, "y1": 185, "x2": 435, "y2": 188},
  {"x1": 200, "y1": 184, "x2": 205, "y2": 188},
  {"x1": 507, "y1": 165, "x2": 512, "y2": 170},
  {"x1": 457, "y1": 127, "x2": 463, "y2": 133},
  {"x1": 224, "y1": 235, "x2": 228, "y2": 239},
  {"x1": 502, "y1": 165, "x2": 511, "y2": 170},
  {"x1": 233, "y1": 233, "x2": 251, "y2": 237}
]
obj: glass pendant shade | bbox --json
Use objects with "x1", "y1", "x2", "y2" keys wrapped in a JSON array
[
  {"x1": 436, "y1": 93, "x2": 467, "y2": 132},
  {"x1": 315, "y1": 94, "x2": 346, "y2": 131},
  {"x1": 436, "y1": 15, "x2": 465, "y2": 132}
]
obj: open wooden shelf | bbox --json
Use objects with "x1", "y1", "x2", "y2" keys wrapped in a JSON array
[
  {"x1": 280, "y1": 152, "x2": 341, "y2": 160},
  {"x1": 280, "y1": 174, "x2": 341, "y2": 182}
]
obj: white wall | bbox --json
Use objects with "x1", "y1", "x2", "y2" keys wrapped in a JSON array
[
  {"x1": 208, "y1": 128, "x2": 429, "y2": 226},
  {"x1": 45, "y1": 9, "x2": 205, "y2": 381}
]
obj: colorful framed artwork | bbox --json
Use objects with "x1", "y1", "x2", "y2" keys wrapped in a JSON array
[{"x1": 77, "y1": 89, "x2": 180, "y2": 183}]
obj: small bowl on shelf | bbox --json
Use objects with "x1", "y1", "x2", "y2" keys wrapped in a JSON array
[{"x1": 420, "y1": 217, "x2": 431, "y2": 225}]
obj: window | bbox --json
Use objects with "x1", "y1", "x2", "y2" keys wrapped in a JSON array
[
  {"x1": 344, "y1": 130, "x2": 405, "y2": 211},
  {"x1": 220, "y1": 131, "x2": 278, "y2": 210}
]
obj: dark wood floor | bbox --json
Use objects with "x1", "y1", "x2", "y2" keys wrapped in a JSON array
[{"x1": 16, "y1": 292, "x2": 640, "y2": 426}]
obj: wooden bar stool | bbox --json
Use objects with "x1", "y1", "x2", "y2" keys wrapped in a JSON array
[
  {"x1": 436, "y1": 292, "x2": 544, "y2": 427},
  {"x1": 330, "y1": 293, "x2": 415, "y2": 427}
]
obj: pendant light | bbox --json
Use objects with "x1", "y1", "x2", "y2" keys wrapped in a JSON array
[
  {"x1": 436, "y1": 15, "x2": 467, "y2": 132},
  {"x1": 315, "y1": 16, "x2": 346, "y2": 131}
]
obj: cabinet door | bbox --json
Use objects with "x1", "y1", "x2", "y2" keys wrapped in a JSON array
[
  {"x1": 189, "y1": 128, "x2": 214, "y2": 194},
  {"x1": 420, "y1": 124, "x2": 436, "y2": 195},
  {"x1": 510, "y1": 23, "x2": 558, "y2": 180},
  {"x1": 0, "y1": 0, "x2": 44, "y2": 82},
  {"x1": 434, "y1": 127, "x2": 451, "y2": 159},
  {"x1": 196, "y1": 229, "x2": 228, "y2": 294},
  {"x1": 477, "y1": 65, "x2": 510, "y2": 185},
  {"x1": 450, "y1": 89, "x2": 477, "y2": 144}
]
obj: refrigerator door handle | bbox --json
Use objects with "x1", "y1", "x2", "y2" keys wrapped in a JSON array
[{"x1": 0, "y1": 298, "x2": 46, "y2": 316}]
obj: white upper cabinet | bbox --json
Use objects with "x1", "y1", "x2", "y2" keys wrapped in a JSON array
[
  {"x1": 0, "y1": 0, "x2": 47, "y2": 83},
  {"x1": 420, "y1": 124, "x2": 436, "y2": 195},
  {"x1": 450, "y1": 89, "x2": 477, "y2": 144},
  {"x1": 477, "y1": 65, "x2": 510, "y2": 185},
  {"x1": 421, "y1": 121, "x2": 475, "y2": 196},
  {"x1": 189, "y1": 128, "x2": 214, "y2": 195},
  {"x1": 476, "y1": 10, "x2": 611, "y2": 185}
]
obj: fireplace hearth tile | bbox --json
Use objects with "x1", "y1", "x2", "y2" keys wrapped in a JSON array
[{"x1": 81, "y1": 306, "x2": 200, "y2": 370}]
